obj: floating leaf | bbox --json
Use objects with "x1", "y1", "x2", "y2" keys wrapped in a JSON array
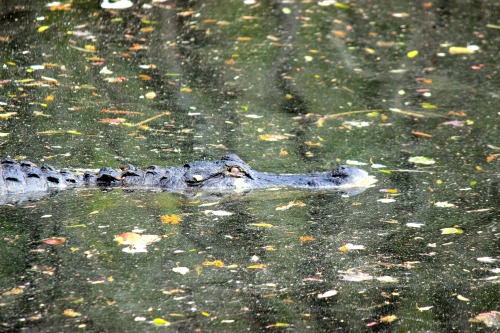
[
  {"x1": 244, "y1": 114, "x2": 263, "y2": 119},
  {"x1": 435, "y1": 201, "x2": 456, "y2": 208},
  {"x1": 42, "y1": 237, "x2": 66, "y2": 245},
  {"x1": 339, "y1": 271, "x2": 373, "y2": 282},
  {"x1": 145, "y1": 92, "x2": 156, "y2": 99},
  {"x1": 161, "y1": 289, "x2": 185, "y2": 295},
  {"x1": 172, "y1": 267, "x2": 189, "y2": 275},
  {"x1": 339, "y1": 243, "x2": 365, "y2": 251},
  {"x1": 2, "y1": 287, "x2": 23, "y2": 296},
  {"x1": 152, "y1": 318, "x2": 170, "y2": 326},
  {"x1": 343, "y1": 121, "x2": 370, "y2": 127},
  {"x1": 100, "y1": 118, "x2": 126, "y2": 123},
  {"x1": 38, "y1": 26, "x2": 50, "y2": 33},
  {"x1": 442, "y1": 120, "x2": 464, "y2": 127},
  {"x1": 408, "y1": 156, "x2": 436, "y2": 165},
  {"x1": 371, "y1": 163, "x2": 387, "y2": 168},
  {"x1": 441, "y1": 227, "x2": 463, "y2": 235},
  {"x1": 114, "y1": 232, "x2": 160, "y2": 253},
  {"x1": 457, "y1": 295, "x2": 470, "y2": 302},
  {"x1": 477, "y1": 257, "x2": 497, "y2": 263},
  {"x1": 248, "y1": 223, "x2": 274, "y2": 228},
  {"x1": 417, "y1": 305, "x2": 434, "y2": 311},
  {"x1": 63, "y1": 309, "x2": 81, "y2": 317},
  {"x1": 276, "y1": 201, "x2": 306, "y2": 210},
  {"x1": 346, "y1": 160, "x2": 368, "y2": 166},
  {"x1": 202, "y1": 260, "x2": 224, "y2": 267},
  {"x1": 422, "y1": 102, "x2": 437, "y2": 109},
  {"x1": 0, "y1": 132, "x2": 10, "y2": 137},
  {"x1": 376, "y1": 276, "x2": 399, "y2": 283},
  {"x1": 318, "y1": 290, "x2": 338, "y2": 298},
  {"x1": 379, "y1": 315, "x2": 397, "y2": 323},
  {"x1": 204, "y1": 210, "x2": 233, "y2": 216},
  {"x1": 378, "y1": 198, "x2": 396, "y2": 203},
  {"x1": 0, "y1": 112, "x2": 18, "y2": 119},
  {"x1": 259, "y1": 134, "x2": 288, "y2": 141},
  {"x1": 449, "y1": 46, "x2": 478, "y2": 55},
  {"x1": 406, "y1": 223, "x2": 425, "y2": 228},
  {"x1": 472, "y1": 311, "x2": 500, "y2": 328},
  {"x1": 299, "y1": 236, "x2": 315, "y2": 243},
  {"x1": 247, "y1": 264, "x2": 267, "y2": 269},
  {"x1": 161, "y1": 214, "x2": 182, "y2": 225},
  {"x1": 99, "y1": 66, "x2": 113, "y2": 75},
  {"x1": 411, "y1": 131, "x2": 432, "y2": 138},
  {"x1": 407, "y1": 50, "x2": 419, "y2": 58}
]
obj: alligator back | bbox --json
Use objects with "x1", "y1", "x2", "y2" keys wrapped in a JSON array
[{"x1": 0, "y1": 159, "x2": 85, "y2": 195}]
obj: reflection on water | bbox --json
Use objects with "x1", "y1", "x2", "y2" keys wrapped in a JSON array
[{"x1": 0, "y1": 0, "x2": 498, "y2": 331}]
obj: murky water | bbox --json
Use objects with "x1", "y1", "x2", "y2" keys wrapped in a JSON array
[{"x1": 0, "y1": 1, "x2": 498, "y2": 332}]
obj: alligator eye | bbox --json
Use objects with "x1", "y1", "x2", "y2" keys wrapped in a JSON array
[{"x1": 230, "y1": 167, "x2": 240, "y2": 176}]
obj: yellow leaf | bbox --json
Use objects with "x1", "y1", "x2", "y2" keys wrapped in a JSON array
[
  {"x1": 84, "y1": 45, "x2": 96, "y2": 51},
  {"x1": 300, "y1": 236, "x2": 315, "y2": 243},
  {"x1": 153, "y1": 318, "x2": 169, "y2": 325},
  {"x1": 161, "y1": 214, "x2": 182, "y2": 224},
  {"x1": 63, "y1": 309, "x2": 81, "y2": 317},
  {"x1": 140, "y1": 26, "x2": 155, "y2": 33},
  {"x1": 407, "y1": 50, "x2": 419, "y2": 58},
  {"x1": 248, "y1": 223, "x2": 274, "y2": 227},
  {"x1": 259, "y1": 134, "x2": 288, "y2": 141},
  {"x1": 202, "y1": 260, "x2": 225, "y2": 267},
  {"x1": 201, "y1": 312, "x2": 211, "y2": 317},
  {"x1": 422, "y1": 102, "x2": 437, "y2": 109},
  {"x1": 276, "y1": 201, "x2": 306, "y2": 210},
  {"x1": 449, "y1": 46, "x2": 475, "y2": 55},
  {"x1": 180, "y1": 87, "x2": 192, "y2": 92},
  {"x1": 379, "y1": 315, "x2": 397, "y2": 323},
  {"x1": 457, "y1": 295, "x2": 470, "y2": 302},
  {"x1": 247, "y1": 264, "x2": 267, "y2": 269},
  {"x1": 305, "y1": 141, "x2": 322, "y2": 147},
  {"x1": 441, "y1": 227, "x2": 463, "y2": 235},
  {"x1": 38, "y1": 26, "x2": 50, "y2": 33},
  {"x1": 2, "y1": 287, "x2": 23, "y2": 296},
  {"x1": 0, "y1": 112, "x2": 18, "y2": 119}
]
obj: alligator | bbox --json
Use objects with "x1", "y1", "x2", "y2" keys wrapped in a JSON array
[{"x1": 0, "y1": 154, "x2": 376, "y2": 205}]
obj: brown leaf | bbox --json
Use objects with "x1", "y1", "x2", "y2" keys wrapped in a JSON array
[{"x1": 379, "y1": 315, "x2": 397, "y2": 323}]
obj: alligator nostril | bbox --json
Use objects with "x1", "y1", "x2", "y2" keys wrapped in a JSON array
[{"x1": 47, "y1": 176, "x2": 60, "y2": 184}]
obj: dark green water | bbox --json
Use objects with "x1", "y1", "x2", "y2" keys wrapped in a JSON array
[{"x1": 0, "y1": 1, "x2": 498, "y2": 332}]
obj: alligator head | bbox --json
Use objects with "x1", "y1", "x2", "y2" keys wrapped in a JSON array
[{"x1": 183, "y1": 154, "x2": 255, "y2": 191}]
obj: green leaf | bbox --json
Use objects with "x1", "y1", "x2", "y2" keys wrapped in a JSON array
[
  {"x1": 408, "y1": 156, "x2": 436, "y2": 165},
  {"x1": 335, "y1": 3, "x2": 350, "y2": 9}
]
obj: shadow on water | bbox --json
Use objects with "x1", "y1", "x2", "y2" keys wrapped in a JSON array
[{"x1": 0, "y1": 0, "x2": 498, "y2": 332}]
